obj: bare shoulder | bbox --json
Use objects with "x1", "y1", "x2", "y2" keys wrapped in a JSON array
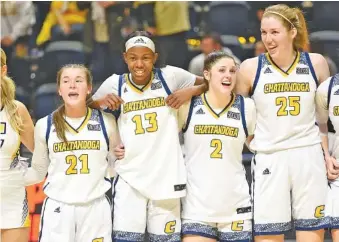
[
  {"x1": 238, "y1": 57, "x2": 259, "y2": 78},
  {"x1": 240, "y1": 57, "x2": 258, "y2": 70},
  {"x1": 309, "y1": 52, "x2": 327, "y2": 66},
  {"x1": 308, "y1": 52, "x2": 330, "y2": 82},
  {"x1": 236, "y1": 57, "x2": 259, "y2": 95},
  {"x1": 14, "y1": 100, "x2": 29, "y2": 115}
]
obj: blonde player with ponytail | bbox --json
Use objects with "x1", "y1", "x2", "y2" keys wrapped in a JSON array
[
  {"x1": 25, "y1": 64, "x2": 119, "y2": 242},
  {"x1": 0, "y1": 48, "x2": 34, "y2": 242},
  {"x1": 235, "y1": 4, "x2": 330, "y2": 242}
]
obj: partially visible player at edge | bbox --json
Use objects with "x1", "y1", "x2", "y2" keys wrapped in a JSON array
[
  {"x1": 90, "y1": 30, "x2": 207, "y2": 241},
  {"x1": 24, "y1": 64, "x2": 119, "y2": 242},
  {"x1": 0, "y1": 48, "x2": 34, "y2": 242},
  {"x1": 315, "y1": 73, "x2": 339, "y2": 242},
  {"x1": 235, "y1": 4, "x2": 330, "y2": 242}
]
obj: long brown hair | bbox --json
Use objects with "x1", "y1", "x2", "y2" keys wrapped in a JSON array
[
  {"x1": 0, "y1": 48, "x2": 23, "y2": 131},
  {"x1": 53, "y1": 64, "x2": 93, "y2": 142},
  {"x1": 263, "y1": 4, "x2": 309, "y2": 51}
]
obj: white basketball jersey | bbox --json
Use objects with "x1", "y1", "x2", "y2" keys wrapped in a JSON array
[
  {"x1": 115, "y1": 69, "x2": 186, "y2": 200},
  {"x1": 250, "y1": 52, "x2": 320, "y2": 153},
  {"x1": 327, "y1": 74, "x2": 339, "y2": 185},
  {"x1": 182, "y1": 93, "x2": 251, "y2": 222},
  {"x1": 0, "y1": 106, "x2": 21, "y2": 170},
  {"x1": 44, "y1": 108, "x2": 111, "y2": 204}
]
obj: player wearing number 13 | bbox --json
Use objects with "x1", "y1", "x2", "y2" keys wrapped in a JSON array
[
  {"x1": 25, "y1": 64, "x2": 119, "y2": 242},
  {"x1": 92, "y1": 30, "x2": 206, "y2": 241},
  {"x1": 235, "y1": 4, "x2": 330, "y2": 242}
]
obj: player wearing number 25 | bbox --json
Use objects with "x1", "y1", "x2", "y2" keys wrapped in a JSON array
[
  {"x1": 91, "y1": 30, "x2": 206, "y2": 241},
  {"x1": 235, "y1": 4, "x2": 330, "y2": 242},
  {"x1": 0, "y1": 48, "x2": 34, "y2": 241},
  {"x1": 25, "y1": 64, "x2": 119, "y2": 242}
]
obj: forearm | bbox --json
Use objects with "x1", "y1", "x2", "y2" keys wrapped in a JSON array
[
  {"x1": 191, "y1": 80, "x2": 208, "y2": 96},
  {"x1": 318, "y1": 123, "x2": 330, "y2": 157},
  {"x1": 24, "y1": 165, "x2": 48, "y2": 186}
]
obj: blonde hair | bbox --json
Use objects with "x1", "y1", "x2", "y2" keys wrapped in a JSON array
[
  {"x1": 263, "y1": 4, "x2": 309, "y2": 51},
  {"x1": 0, "y1": 48, "x2": 23, "y2": 132},
  {"x1": 53, "y1": 64, "x2": 93, "y2": 142}
]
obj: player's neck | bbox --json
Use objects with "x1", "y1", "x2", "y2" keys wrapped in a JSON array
[
  {"x1": 270, "y1": 49, "x2": 297, "y2": 71},
  {"x1": 205, "y1": 90, "x2": 232, "y2": 109},
  {"x1": 64, "y1": 104, "x2": 88, "y2": 118},
  {"x1": 130, "y1": 72, "x2": 153, "y2": 86}
]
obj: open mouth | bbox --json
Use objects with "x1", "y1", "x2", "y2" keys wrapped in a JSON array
[
  {"x1": 68, "y1": 92, "x2": 79, "y2": 98},
  {"x1": 135, "y1": 70, "x2": 145, "y2": 76},
  {"x1": 222, "y1": 81, "x2": 231, "y2": 87}
]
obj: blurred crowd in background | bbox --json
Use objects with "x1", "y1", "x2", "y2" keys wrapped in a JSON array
[{"x1": 1, "y1": 1, "x2": 339, "y2": 122}]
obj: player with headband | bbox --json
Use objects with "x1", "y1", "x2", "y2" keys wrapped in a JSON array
[
  {"x1": 235, "y1": 4, "x2": 330, "y2": 242},
  {"x1": 91, "y1": 31, "x2": 207, "y2": 241}
]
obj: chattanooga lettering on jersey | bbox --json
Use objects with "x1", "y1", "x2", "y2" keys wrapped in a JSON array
[
  {"x1": 123, "y1": 97, "x2": 166, "y2": 114},
  {"x1": 53, "y1": 140, "x2": 100, "y2": 152},
  {"x1": 264, "y1": 82, "x2": 310, "y2": 94},
  {"x1": 194, "y1": 125, "x2": 239, "y2": 137}
]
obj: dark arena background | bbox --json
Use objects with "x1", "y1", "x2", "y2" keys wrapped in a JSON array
[{"x1": 1, "y1": 1, "x2": 339, "y2": 241}]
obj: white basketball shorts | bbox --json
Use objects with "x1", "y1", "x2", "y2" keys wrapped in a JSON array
[
  {"x1": 252, "y1": 144, "x2": 329, "y2": 235},
  {"x1": 112, "y1": 175, "x2": 181, "y2": 242},
  {"x1": 38, "y1": 195, "x2": 112, "y2": 242}
]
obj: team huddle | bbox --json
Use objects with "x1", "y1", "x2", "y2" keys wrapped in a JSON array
[{"x1": 1, "y1": 3, "x2": 339, "y2": 242}]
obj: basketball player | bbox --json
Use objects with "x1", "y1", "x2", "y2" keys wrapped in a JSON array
[
  {"x1": 24, "y1": 64, "x2": 119, "y2": 242},
  {"x1": 90, "y1": 31, "x2": 206, "y2": 241},
  {"x1": 0, "y1": 48, "x2": 34, "y2": 242},
  {"x1": 315, "y1": 73, "x2": 339, "y2": 242},
  {"x1": 235, "y1": 4, "x2": 330, "y2": 242},
  {"x1": 115, "y1": 51, "x2": 256, "y2": 241}
]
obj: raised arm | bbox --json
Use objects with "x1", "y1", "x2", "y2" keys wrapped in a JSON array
[
  {"x1": 165, "y1": 66, "x2": 207, "y2": 109},
  {"x1": 88, "y1": 74, "x2": 124, "y2": 110}
]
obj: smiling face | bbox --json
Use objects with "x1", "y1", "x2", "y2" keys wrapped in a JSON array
[
  {"x1": 261, "y1": 16, "x2": 296, "y2": 58},
  {"x1": 123, "y1": 46, "x2": 158, "y2": 85},
  {"x1": 58, "y1": 67, "x2": 92, "y2": 108},
  {"x1": 204, "y1": 57, "x2": 237, "y2": 95}
]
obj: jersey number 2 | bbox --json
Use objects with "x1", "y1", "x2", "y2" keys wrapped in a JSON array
[
  {"x1": 276, "y1": 96, "x2": 300, "y2": 116},
  {"x1": 65, "y1": 154, "x2": 89, "y2": 175},
  {"x1": 132, "y1": 113, "x2": 158, "y2": 135},
  {"x1": 210, "y1": 139, "x2": 222, "y2": 159}
]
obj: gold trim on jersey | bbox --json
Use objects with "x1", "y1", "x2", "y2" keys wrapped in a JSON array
[
  {"x1": 202, "y1": 92, "x2": 235, "y2": 119},
  {"x1": 266, "y1": 51, "x2": 300, "y2": 77},
  {"x1": 126, "y1": 72, "x2": 155, "y2": 94},
  {"x1": 64, "y1": 108, "x2": 92, "y2": 134}
]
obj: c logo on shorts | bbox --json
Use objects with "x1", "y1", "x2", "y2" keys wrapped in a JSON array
[
  {"x1": 231, "y1": 220, "x2": 244, "y2": 231},
  {"x1": 314, "y1": 205, "x2": 325, "y2": 218},
  {"x1": 164, "y1": 221, "x2": 176, "y2": 234}
]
